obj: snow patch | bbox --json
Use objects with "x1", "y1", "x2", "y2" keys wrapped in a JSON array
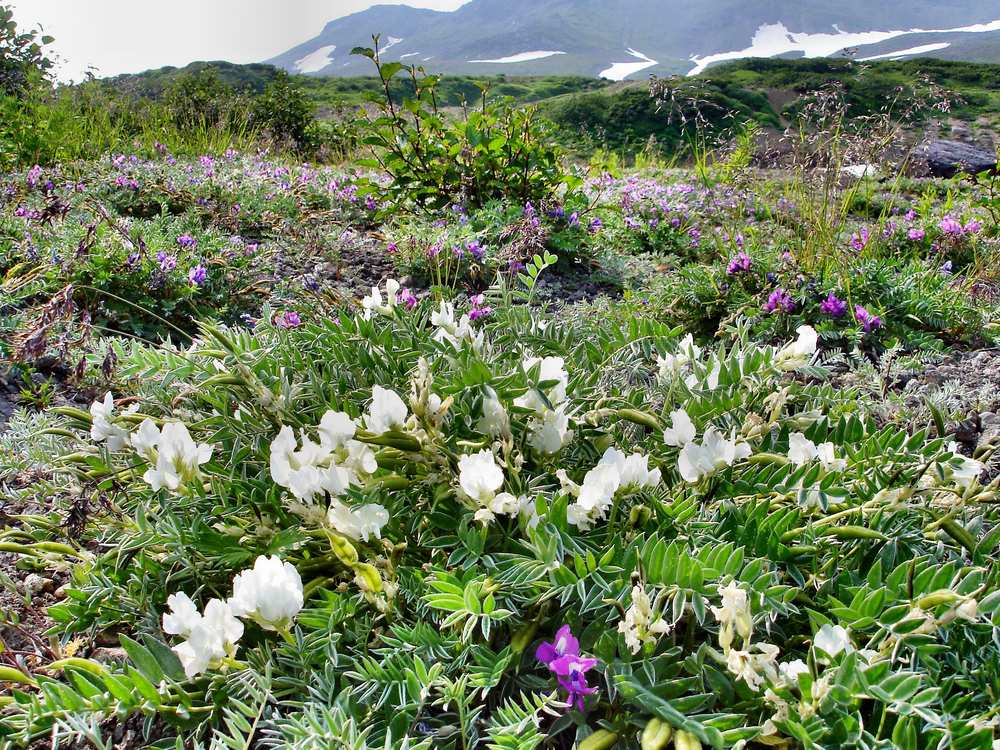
[
  {"x1": 599, "y1": 49, "x2": 658, "y2": 80},
  {"x1": 468, "y1": 50, "x2": 567, "y2": 63},
  {"x1": 295, "y1": 45, "x2": 336, "y2": 74},
  {"x1": 688, "y1": 19, "x2": 1000, "y2": 75},
  {"x1": 383, "y1": 36, "x2": 404, "y2": 52},
  {"x1": 400, "y1": 52, "x2": 420, "y2": 59},
  {"x1": 859, "y1": 42, "x2": 951, "y2": 61}
]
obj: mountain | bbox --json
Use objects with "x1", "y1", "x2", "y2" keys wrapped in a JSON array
[{"x1": 267, "y1": 0, "x2": 1000, "y2": 79}]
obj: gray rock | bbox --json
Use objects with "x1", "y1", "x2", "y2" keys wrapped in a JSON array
[{"x1": 921, "y1": 140, "x2": 997, "y2": 178}]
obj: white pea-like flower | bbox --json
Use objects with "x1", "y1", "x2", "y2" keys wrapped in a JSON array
[
  {"x1": 678, "y1": 427, "x2": 750, "y2": 483},
  {"x1": 130, "y1": 418, "x2": 161, "y2": 461},
  {"x1": 327, "y1": 500, "x2": 389, "y2": 542},
  {"x1": 90, "y1": 392, "x2": 130, "y2": 451},
  {"x1": 142, "y1": 422, "x2": 213, "y2": 492},
  {"x1": 364, "y1": 385, "x2": 408, "y2": 435},
  {"x1": 775, "y1": 325, "x2": 818, "y2": 371},
  {"x1": 228, "y1": 555, "x2": 304, "y2": 632},
  {"x1": 814, "y1": 623, "x2": 853, "y2": 657},
  {"x1": 662, "y1": 408, "x2": 697, "y2": 447},
  {"x1": 163, "y1": 595, "x2": 243, "y2": 679}
]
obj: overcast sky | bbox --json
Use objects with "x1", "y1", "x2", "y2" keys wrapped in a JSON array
[{"x1": 10, "y1": 0, "x2": 471, "y2": 81}]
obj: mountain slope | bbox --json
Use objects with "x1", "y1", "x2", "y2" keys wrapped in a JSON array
[{"x1": 267, "y1": 0, "x2": 1000, "y2": 79}]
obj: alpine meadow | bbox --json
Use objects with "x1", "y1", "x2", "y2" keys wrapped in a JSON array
[{"x1": 4, "y1": 3, "x2": 1000, "y2": 750}]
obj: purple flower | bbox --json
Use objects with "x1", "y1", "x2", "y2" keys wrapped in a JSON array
[
  {"x1": 126, "y1": 252, "x2": 141, "y2": 269},
  {"x1": 820, "y1": 293, "x2": 847, "y2": 318},
  {"x1": 939, "y1": 216, "x2": 964, "y2": 237},
  {"x1": 535, "y1": 624, "x2": 579, "y2": 666},
  {"x1": 177, "y1": 234, "x2": 197, "y2": 249},
  {"x1": 940, "y1": 260, "x2": 953, "y2": 275},
  {"x1": 726, "y1": 251, "x2": 752, "y2": 275},
  {"x1": 428, "y1": 243, "x2": 442, "y2": 259},
  {"x1": 466, "y1": 241, "x2": 486, "y2": 261},
  {"x1": 588, "y1": 218, "x2": 603, "y2": 234},
  {"x1": 908, "y1": 228, "x2": 925, "y2": 241},
  {"x1": 188, "y1": 264, "x2": 208, "y2": 286},
  {"x1": 964, "y1": 219, "x2": 982, "y2": 235},
  {"x1": 386, "y1": 242, "x2": 398, "y2": 254},
  {"x1": 397, "y1": 287, "x2": 418, "y2": 309},
  {"x1": 156, "y1": 251, "x2": 177, "y2": 272},
  {"x1": 854, "y1": 305, "x2": 882, "y2": 333},
  {"x1": 549, "y1": 655, "x2": 599, "y2": 710},
  {"x1": 763, "y1": 287, "x2": 794, "y2": 314},
  {"x1": 568, "y1": 212, "x2": 580, "y2": 228},
  {"x1": 274, "y1": 311, "x2": 302, "y2": 329},
  {"x1": 850, "y1": 227, "x2": 870, "y2": 252}
]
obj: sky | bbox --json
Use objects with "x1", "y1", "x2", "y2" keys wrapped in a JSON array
[{"x1": 10, "y1": 0, "x2": 471, "y2": 81}]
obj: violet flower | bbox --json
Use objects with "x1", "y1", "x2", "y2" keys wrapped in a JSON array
[
  {"x1": 536, "y1": 625, "x2": 599, "y2": 711},
  {"x1": 274, "y1": 311, "x2": 302, "y2": 329},
  {"x1": 188, "y1": 264, "x2": 208, "y2": 286},
  {"x1": 854, "y1": 305, "x2": 882, "y2": 333},
  {"x1": 726, "y1": 251, "x2": 752, "y2": 275},
  {"x1": 908, "y1": 228, "x2": 925, "y2": 241},
  {"x1": 939, "y1": 216, "x2": 964, "y2": 237},
  {"x1": 177, "y1": 234, "x2": 197, "y2": 249},
  {"x1": 763, "y1": 287, "x2": 794, "y2": 314},
  {"x1": 819, "y1": 293, "x2": 847, "y2": 318}
]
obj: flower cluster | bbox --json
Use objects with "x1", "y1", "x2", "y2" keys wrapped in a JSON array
[
  {"x1": 535, "y1": 625, "x2": 599, "y2": 710},
  {"x1": 163, "y1": 555, "x2": 302, "y2": 678}
]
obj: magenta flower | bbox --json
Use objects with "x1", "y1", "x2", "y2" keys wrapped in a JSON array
[
  {"x1": 849, "y1": 227, "x2": 870, "y2": 252},
  {"x1": 549, "y1": 655, "x2": 599, "y2": 710},
  {"x1": 188, "y1": 264, "x2": 207, "y2": 286},
  {"x1": 726, "y1": 251, "x2": 752, "y2": 275},
  {"x1": 820, "y1": 293, "x2": 847, "y2": 318},
  {"x1": 397, "y1": 287, "x2": 418, "y2": 309},
  {"x1": 854, "y1": 305, "x2": 882, "y2": 333},
  {"x1": 763, "y1": 287, "x2": 794, "y2": 314},
  {"x1": 274, "y1": 311, "x2": 302, "y2": 329},
  {"x1": 908, "y1": 228, "x2": 925, "y2": 241},
  {"x1": 938, "y1": 216, "x2": 964, "y2": 237},
  {"x1": 964, "y1": 219, "x2": 982, "y2": 235},
  {"x1": 535, "y1": 624, "x2": 579, "y2": 665}
]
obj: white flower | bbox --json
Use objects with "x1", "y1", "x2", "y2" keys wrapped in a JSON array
[
  {"x1": 130, "y1": 418, "x2": 161, "y2": 461},
  {"x1": 477, "y1": 392, "x2": 509, "y2": 437},
  {"x1": 228, "y1": 555, "x2": 304, "y2": 632},
  {"x1": 473, "y1": 492, "x2": 522, "y2": 525},
  {"x1": 662, "y1": 408, "x2": 697, "y2": 447},
  {"x1": 726, "y1": 643, "x2": 779, "y2": 691},
  {"x1": 142, "y1": 422, "x2": 212, "y2": 492},
  {"x1": 515, "y1": 356, "x2": 568, "y2": 414},
  {"x1": 361, "y1": 278, "x2": 400, "y2": 319},
  {"x1": 162, "y1": 592, "x2": 202, "y2": 637},
  {"x1": 364, "y1": 385, "x2": 408, "y2": 435},
  {"x1": 327, "y1": 500, "x2": 389, "y2": 542},
  {"x1": 269, "y1": 426, "x2": 328, "y2": 502},
  {"x1": 778, "y1": 659, "x2": 809, "y2": 685},
  {"x1": 318, "y1": 410, "x2": 358, "y2": 449},
  {"x1": 431, "y1": 300, "x2": 483, "y2": 349},
  {"x1": 618, "y1": 584, "x2": 670, "y2": 654},
  {"x1": 815, "y1": 442, "x2": 847, "y2": 472},
  {"x1": 711, "y1": 581, "x2": 753, "y2": 652},
  {"x1": 657, "y1": 334, "x2": 701, "y2": 380},
  {"x1": 90, "y1": 392, "x2": 130, "y2": 450},
  {"x1": 776, "y1": 325, "x2": 818, "y2": 371},
  {"x1": 164, "y1": 596, "x2": 243, "y2": 679},
  {"x1": 813, "y1": 624, "x2": 853, "y2": 657},
  {"x1": 598, "y1": 447, "x2": 661, "y2": 490},
  {"x1": 578, "y1": 463, "x2": 621, "y2": 513},
  {"x1": 788, "y1": 433, "x2": 845, "y2": 472},
  {"x1": 788, "y1": 432, "x2": 817, "y2": 466},
  {"x1": 458, "y1": 449, "x2": 505, "y2": 504},
  {"x1": 527, "y1": 406, "x2": 574, "y2": 454},
  {"x1": 947, "y1": 442, "x2": 985, "y2": 488},
  {"x1": 678, "y1": 427, "x2": 751, "y2": 483}
]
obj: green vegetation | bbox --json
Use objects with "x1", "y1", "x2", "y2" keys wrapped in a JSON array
[{"x1": 3, "y1": 12, "x2": 1000, "y2": 750}]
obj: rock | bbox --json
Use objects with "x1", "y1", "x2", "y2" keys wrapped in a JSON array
[
  {"x1": 20, "y1": 573, "x2": 53, "y2": 597},
  {"x1": 920, "y1": 139, "x2": 997, "y2": 178},
  {"x1": 91, "y1": 647, "x2": 128, "y2": 664}
]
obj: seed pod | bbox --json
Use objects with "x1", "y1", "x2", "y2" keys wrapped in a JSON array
[
  {"x1": 917, "y1": 589, "x2": 960, "y2": 609},
  {"x1": 353, "y1": 563, "x2": 383, "y2": 593},
  {"x1": 674, "y1": 730, "x2": 702, "y2": 750},
  {"x1": 641, "y1": 717, "x2": 673, "y2": 750},
  {"x1": 327, "y1": 532, "x2": 359, "y2": 565},
  {"x1": 0, "y1": 666, "x2": 36, "y2": 686},
  {"x1": 616, "y1": 409, "x2": 662, "y2": 432},
  {"x1": 819, "y1": 526, "x2": 887, "y2": 541},
  {"x1": 579, "y1": 729, "x2": 618, "y2": 750}
]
